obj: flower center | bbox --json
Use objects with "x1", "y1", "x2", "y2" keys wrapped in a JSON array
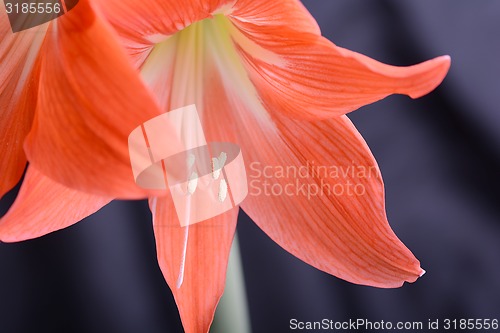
[
  {"x1": 140, "y1": 14, "x2": 275, "y2": 126},
  {"x1": 140, "y1": 15, "x2": 232, "y2": 110}
]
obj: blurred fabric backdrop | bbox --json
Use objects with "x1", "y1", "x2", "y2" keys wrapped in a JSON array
[{"x1": 1, "y1": 1, "x2": 499, "y2": 332}]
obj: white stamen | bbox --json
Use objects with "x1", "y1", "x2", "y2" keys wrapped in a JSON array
[
  {"x1": 187, "y1": 172, "x2": 198, "y2": 195},
  {"x1": 218, "y1": 179, "x2": 228, "y2": 202},
  {"x1": 212, "y1": 158, "x2": 221, "y2": 180},
  {"x1": 218, "y1": 152, "x2": 227, "y2": 169},
  {"x1": 212, "y1": 152, "x2": 228, "y2": 179},
  {"x1": 177, "y1": 192, "x2": 193, "y2": 289},
  {"x1": 187, "y1": 153, "x2": 196, "y2": 169},
  {"x1": 176, "y1": 223, "x2": 190, "y2": 288}
]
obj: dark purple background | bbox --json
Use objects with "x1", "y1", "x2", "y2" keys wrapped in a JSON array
[{"x1": 1, "y1": 1, "x2": 499, "y2": 332}]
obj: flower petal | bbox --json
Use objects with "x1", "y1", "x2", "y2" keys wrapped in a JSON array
[
  {"x1": 150, "y1": 195, "x2": 238, "y2": 333},
  {"x1": 24, "y1": 0, "x2": 180, "y2": 198},
  {"x1": 94, "y1": 0, "x2": 234, "y2": 67},
  {"x1": 231, "y1": 0, "x2": 320, "y2": 36},
  {"x1": 0, "y1": 166, "x2": 111, "y2": 242},
  {"x1": 200, "y1": 57, "x2": 423, "y2": 287},
  {"x1": 243, "y1": 114, "x2": 424, "y2": 287},
  {"x1": 227, "y1": 14, "x2": 450, "y2": 119},
  {"x1": 0, "y1": 8, "x2": 47, "y2": 198}
]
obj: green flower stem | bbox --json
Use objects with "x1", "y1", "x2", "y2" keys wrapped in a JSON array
[{"x1": 210, "y1": 233, "x2": 252, "y2": 333}]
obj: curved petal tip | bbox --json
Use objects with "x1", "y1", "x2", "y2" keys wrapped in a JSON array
[{"x1": 404, "y1": 55, "x2": 451, "y2": 99}]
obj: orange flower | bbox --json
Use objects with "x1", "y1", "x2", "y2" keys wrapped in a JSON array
[{"x1": 0, "y1": 1, "x2": 450, "y2": 332}]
